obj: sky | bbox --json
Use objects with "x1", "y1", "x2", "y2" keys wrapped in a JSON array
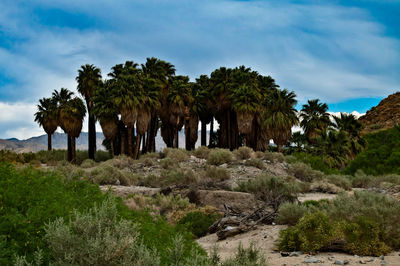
[{"x1": 0, "y1": 0, "x2": 399, "y2": 139}]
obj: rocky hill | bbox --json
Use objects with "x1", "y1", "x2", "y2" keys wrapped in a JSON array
[{"x1": 359, "y1": 92, "x2": 400, "y2": 135}]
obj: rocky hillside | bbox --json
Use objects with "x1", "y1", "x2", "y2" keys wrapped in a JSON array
[{"x1": 359, "y1": 92, "x2": 400, "y2": 134}]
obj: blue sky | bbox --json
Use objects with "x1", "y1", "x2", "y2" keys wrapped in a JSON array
[{"x1": 0, "y1": 0, "x2": 399, "y2": 139}]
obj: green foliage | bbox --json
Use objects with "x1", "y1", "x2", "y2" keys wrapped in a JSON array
[
  {"x1": 292, "y1": 152, "x2": 340, "y2": 174},
  {"x1": 159, "y1": 169, "x2": 199, "y2": 187},
  {"x1": 263, "y1": 152, "x2": 284, "y2": 163},
  {"x1": 207, "y1": 149, "x2": 233, "y2": 166},
  {"x1": 192, "y1": 146, "x2": 211, "y2": 159},
  {"x1": 325, "y1": 174, "x2": 352, "y2": 190},
  {"x1": 88, "y1": 164, "x2": 138, "y2": 185},
  {"x1": 44, "y1": 197, "x2": 158, "y2": 265},
  {"x1": 233, "y1": 147, "x2": 253, "y2": 160},
  {"x1": 221, "y1": 243, "x2": 267, "y2": 266},
  {"x1": 351, "y1": 170, "x2": 400, "y2": 188},
  {"x1": 203, "y1": 166, "x2": 231, "y2": 181},
  {"x1": 346, "y1": 126, "x2": 400, "y2": 175},
  {"x1": 80, "y1": 158, "x2": 97, "y2": 168},
  {"x1": 244, "y1": 158, "x2": 265, "y2": 169},
  {"x1": 178, "y1": 212, "x2": 219, "y2": 238},
  {"x1": 288, "y1": 162, "x2": 323, "y2": 182},
  {"x1": 160, "y1": 157, "x2": 178, "y2": 169},
  {"x1": 279, "y1": 212, "x2": 334, "y2": 252},
  {"x1": 276, "y1": 202, "x2": 307, "y2": 225},
  {"x1": 163, "y1": 148, "x2": 189, "y2": 162},
  {"x1": 237, "y1": 175, "x2": 296, "y2": 209}
]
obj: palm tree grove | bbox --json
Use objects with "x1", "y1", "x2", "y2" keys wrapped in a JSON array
[
  {"x1": 2, "y1": 1, "x2": 400, "y2": 265},
  {"x1": 35, "y1": 59, "x2": 364, "y2": 166}
]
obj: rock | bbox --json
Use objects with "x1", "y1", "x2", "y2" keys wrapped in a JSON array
[
  {"x1": 304, "y1": 257, "x2": 322, "y2": 263},
  {"x1": 280, "y1": 252, "x2": 290, "y2": 257},
  {"x1": 99, "y1": 185, "x2": 161, "y2": 198},
  {"x1": 366, "y1": 258, "x2": 374, "y2": 262},
  {"x1": 334, "y1": 260, "x2": 344, "y2": 265},
  {"x1": 220, "y1": 163, "x2": 228, "y2": 168},
  {"x1": 359, "y1": 261, "x2": 366, "y2": 264},
  {"x1": 289, "y1": 251, "x2": 302, "y2": 257},
  {"x1": 344, "y1": 260, "x2": 349, "y2": 265},
  {"x1": 354, "y1": 255, "x2": 360, "y2": 258},
  {"x1": 380, "y1": 260, "x2": 387, "y2": 266},
  {"x1": 379, "y1": 255, "x2": 384, "y2": 260}
]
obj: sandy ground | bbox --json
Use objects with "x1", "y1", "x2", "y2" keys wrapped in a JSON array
[{"x1": 197, "y1": 224, "x2": 400, "y2": 265}]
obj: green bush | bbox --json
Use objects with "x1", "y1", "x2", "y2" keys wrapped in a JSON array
[
  {"x1": 221, "y1": 243, "x2": 267, "y2": 266},
  {"x1": 160, "y1": 169, "x2": 199, "y2": 187},
  {"x1": 80, "y1": 158, "x2": 97, "y2": 168},
  {"x1": 160, "y1": 157, "x2": 178, "y2": 169},
  {"x1": 244, "y1": 158, "x2": 264, "y2": 169},
  {"x1": 89, "y1": 164, "x2": 138, "y2": 185},
  {"x1": 289, "y1": 162, "x2": 323, "y2": 182},
  {"x1": 163, "y1": 148, "x2": 189, "y2": 162},
  {"x1": 233, "y1": 147, "x2": 253, "y2": 160},
  {"x1": 325, "y1": 174, "x2": 352, "y2": 190},
  {"x1": 192, "y1": 146, "x2": 211, "y2": 159},
  {"x1": 237, "y1": 175, "x2": 296, "y2": 209},
  {"x1": 0, "y1": 163, "x2": 206, "y2": 265},
  {"x1": 178, "y1": 212, "x2": 219, "y2": 238},
  {"x1": 203, "y1": 166, "x2": 231, "y2": 181},
  {"x1": 207, "y1": 149, "x2": 233, "y2": 166},
  {"x1": 346, "y1": 126, "x2": 400, "y2": 175},
  {"x1": 351, "y1": 170, "x2": 400, "y2": 188},
  {"x1": 277, "y1": 202, "x2": 307, "y2": 225},
  {"x1": 279, "y1": 212, "x2": 335, "y2": 252},
  {"x1": 140, "y1": 157, "x2": 155, "y2": 167},
  {"x1": 263, "y1": 152, "x2": 284, "y2": 163},
  {"x1": 43, "y1": 197, "x2": 158, "y2": 265}
]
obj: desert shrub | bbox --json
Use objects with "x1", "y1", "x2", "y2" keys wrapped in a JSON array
[
  {"x1": 289, "y1": 162, "x2": 323, "y2": 182},
  {"x1": 89, "y1": 165, "x2": 138, "y2": 186},
  {"x1": 244, "y1": 158, "x2": 264, "y2": 169},
  {"x1": 53, "y1": 163, "x2": 86, "y2": 181},
  {"x1": 44, "y1": 197, "x2": 158, "y2": 265},
  {"x1": 192, "y1": 146, "x2": 211, "y2": 159},
  {"x1": 160, "y1": 157, "x2": 178, "y2": 169},
  {"x1": 233, "y1": 146, "x2": 253, "y2": 160},
  {"x1": 351, "y1": 170, "x2": 400, "y2": 188},
  {"x1": 94, "y1": 150, "x2": 112, "y2": 162},
  {"x1": 309, "y1": 181, "x2": 342, "y2": 194},
  {"x1": 80, "y1": 158, "x2": 97, "y2": 168},
  {"x1": 221, "y1": 243, "x2": 267, "y2": 266},
  {"x1": 254, "y1": 151, "x2": 265, "y2": 159},
  {"x1": 207, "y1": 149, "x2": 233, "y2": 166},
  {"x1": 178, "y1": 211, "x2": 219, "y2": 238},
  {"x1": 263, "y1": 152, "x2": 284, "y2": 163},
  {"x1": 105, "y1": 155, "x2": 135, "y2": 169},
  {"x1": 160, "y1": 169, "x2": 199, "y2": 187},
  {"x1": 163, "y1": 148, "x2": 189, "y2": 162},
  {"x1": 140, "y1": 157, "x2": 155, "y2": 167},
  {"x1": 279, "y1": 212, "x2": 335, "y2": 252},
  {"x1": 29, "y1": 159, "x2": 42, "y2": 167},
  {"x1": 237, "y1": 175, "x2": 296, "y2": 210},
  {"x1": 284, "y1": 155, "x2": 297, "y2": 164},
  {"x1": 203, "y1": 166, "x2": 231, "y2": 181},
  {"x1": 277, "y1": 202, "x2": 307, "y2": 225},
  {"x1": 325, "y1": 174, "x2": 352, "y2": 190},
  {"x1": 292, "y1": 152, "x2": 339, "y2": 174},
  {"x1": 139, "y1": 174, "x2": 161, "y2": 187},
  {"x1": 341, "y1": 217, "x2": 391, "y2": 256}
]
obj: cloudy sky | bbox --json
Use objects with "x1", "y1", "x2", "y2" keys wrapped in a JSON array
[{"x1": 0, "y1": 0, "x2": 399, "y2": 139}]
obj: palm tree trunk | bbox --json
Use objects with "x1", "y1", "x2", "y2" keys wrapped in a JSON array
[
  {"x1": 201, "y1": 121, "x2": 207, "y2": 146},
  {"x1": 174, "y1": 129, "x2": 179, "y2": 148},
  {"x1": 110, "y1": 140, "x2": 115, "y2": 157},
  {"x1": 121, "y1": 128, "x2": 126, "y2": 155},
  {"x1": 142, "y1": 133, "x2": 147, "y2": 154},
  {"x1": 227, "y1": 111, "x2": 231, "y2": 150},
  {"x1": 67, "y1": 135, "x2": 72, "y2": 162},
  {"x1": 47, "y1": 133, "x2": 52, "y2": 151},
  {"x1": 71, "y1": 136, "x2": 76, "y2": 164},
  {"x1": 185, "y1": 125, "x2": 191, "y2": 151},
  {"x1": 127, "y1": 126, "x2": 133, "y2": 157},
  {"x1": 277, "y1": 144, "x2": 283, "y2": 153},
  {"x1": 209, "y1": 117, "x2": 213, "y2": 147},
  {"x1": 88, "y1": 111, "x2": 96, "y2": 160},
  {"x1": 133, "y1": 134, "x2": 141, "y2": 159}
]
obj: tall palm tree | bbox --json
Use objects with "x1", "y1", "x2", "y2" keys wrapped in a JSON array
[
  {"x1": 52, "y1": 88, "x2": 74, "y2": 161},
  {"x1": 262, "y1": 89, "x2": 299, "y2": 152},
  {"x1": 300, "y1": 99, "x2": 331, "y2": 143},
  {"x1": 111, "y1": 61, "x2": 141, "y2": 157},
  {"x1": 76, "y1": 64, "x2": 102, "y2": 159},
  {"x1": 92, "y1": 80, "x2": 119, "y2": 157},
  {"x1": 34, "y1": 97, "x2": 58, "y2": 150},
  {"x1": 333, "y1": 113, "x2": 366, "y2": 158},
  {"x1": 59, "y1": 97, "x2": 86, "y2": 164},
  {"x1": 193, "y1": 75, "x2": 213, "y2": 146}
]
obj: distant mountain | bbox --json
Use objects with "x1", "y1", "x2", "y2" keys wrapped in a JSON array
[
  {"x1": 0, "y1": 131, "x2": 208, "y2": 153},
  {"x1": 359, "y1": 92, "x2": 400, "y2": 135}
]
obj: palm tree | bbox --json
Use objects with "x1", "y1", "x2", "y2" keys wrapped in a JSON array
[
  {"x1": 193, "y1": 75, "x2": 213, "y2": 146},
  {"x1": 34, "y1": 97, "x2": 58, "y2": 150},
  {"x1": 262, "y1": 89, "x2": 299, "y2": 152},
  {"x1": 111, "y1": 61, "x2": 141, "y2": 157},
  {"x1": 300, "y1": 99, "x2": 331, "y2": 143},
  {"x1": 92, "y1": 80, "x2": 119, "y2": 157},
  {"x1": 59, "y1": 97, "x2": 86, "y2": 164},
  {"x1": 333, "y1": 113, "x2": 366, "y2": 158},
  {"x1": 52, "y1": 88, "x2": 74, "y2": 161},
  {"x1": 76, "y1": 64, "x2": 102, "y2": 160}
]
